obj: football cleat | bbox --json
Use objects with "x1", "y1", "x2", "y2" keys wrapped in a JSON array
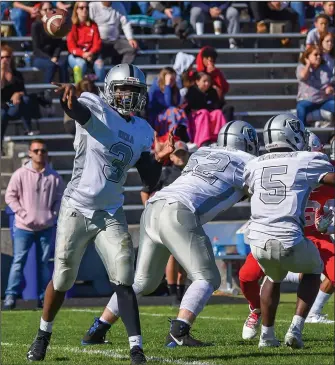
[
  {"x1": 81, "y1": 317, "x2": 111, "y2": 345},
  {"x1": 284, "y1": 324, "x2": 304, "y2": 349},
  {"x1": 305, "y1": 313, "x2": 335, "y2": 324},
  {"x1": 242, "y1": 307, "x2": 261, "y2": 340},
  {"x1": 130, "y1": 346, "x2": 146, "y2": 364},
  {"x1": 258, "y1": 336, "x2": 280, "y2": 348},
  {"x1": 165, "y1": 319, "x2": 212, "y2": 348},
  {"x1": 27, "y1": 329, "x2": 51, "y2": 361}
]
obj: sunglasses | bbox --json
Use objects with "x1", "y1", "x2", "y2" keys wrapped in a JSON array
[
  {"x1": 1, "y1": 55, "x2": 10, "y2": 59},
  {"x1": 78, "y1": 6, "x2": 88, "y2": 10},
  {"x1": 31, "y1": 149, "x2": 47, "y2": 154}
]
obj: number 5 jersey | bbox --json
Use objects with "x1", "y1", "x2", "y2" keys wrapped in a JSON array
[
  {"x1": 64, "y1": 92, "x2": 154, "y2": 218},
  {"x1": 244, "y1": 151, "x2": 334, "y2": 249},
  {"x1": 149, "y1": 146, "x2": 254, "y2": 225}
]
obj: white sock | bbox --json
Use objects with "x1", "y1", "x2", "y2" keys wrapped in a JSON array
[
  {"x1": 309, "y1": 290, "x2": 332, "y2": 315},
  {"x1": 40, "y1": 318, "x2": 54, "y2": 333},
  {"x1": 292, "y1": 315, "x2": 305, "y2": 332},
  {"x1": 261, "y1": 325, "x2": 275, "y2": 339},
  {"x1": 177, "y1": 317, "x2": 191, "y2": 326},
  {"x1": 179, "y1": 280, "x2": 214, "y2": 316},
  {"x1": 99, "y1": 316, "x2": 111, "y2": 325},
  {"x1": 283, "y1": 272, "x2": 300, "y2": 284},
  {"x1": 129, "y1": 335, "x2": 142, "y2": 349}
]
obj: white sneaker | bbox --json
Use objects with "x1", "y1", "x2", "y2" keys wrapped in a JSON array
[
  {"x1": 258, "y1": 336, "x2": 280, "y2": 348},
  {"x1": 242, "y1": 308, "x2": 261, "y2": 340},
  {"x1": 284, "y1": 325, "x2": 304, "y2": 349},
  {"x1": 305, "y1": 313, "x2": 335, "y2": 324}
]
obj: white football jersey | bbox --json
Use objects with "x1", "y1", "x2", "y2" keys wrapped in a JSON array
[
  {"x1": 64, "y1": 92, "x2": 154, "y2": 218},
  {"x1": 149, "y1": 146, "x2": 254, "y2": 224},
  {"x1": 244, "y1": 151, "x2": 334, "y2": 248}
]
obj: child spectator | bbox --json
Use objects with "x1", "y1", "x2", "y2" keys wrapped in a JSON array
[
  {"x1": 3, "y1": 139, "x2": 64, "y2": 310},
  {"x1": 320, "y1": 31, "x2": 335, "y2": 72},
  {"x1": 185, "y1": 72, "x2": 226, "y2": 147},
  {"x1": 173, "y1": 51, "x2": 196, "y2": 102},
  {"x1": 1, "y1": 44, "x2": 34, "y2": 150},
  {"x1": 296, "y1": 46, "x2": 335, "y2": 124},
  {"x1": 306, "y1": 14, "x2": 329, "y2": 47},
  {"x1": 89, "y1": 1, "x2": 138, "y2": 65},
  {"x1": 196, "y1": 46, "x2": 234, "y2": 122},
  {"x1": 67, "y1": 2, "x2": 104, "y2": 83},
  {"x1": 148, "y1": 67, "x2": 189, "y2": 142},
  {"x1": 322, "y1": 1, "x2": 335, "y2": 29},
  {"x1": 32, "y1": 2, "x2": 68, "y2": 84}
]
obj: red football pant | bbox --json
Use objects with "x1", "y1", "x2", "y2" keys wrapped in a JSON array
[
  {"x1": 239, "y1": 253, "x2": 265, "y2": 310},
  {"x1": 307, "y1": 235, "x2": 335, "y2": 285}
]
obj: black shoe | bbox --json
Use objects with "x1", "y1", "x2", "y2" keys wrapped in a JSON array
[
  {"x1": 27, "y1": 329, "x2": 51, "y2": 361},
  {"x1": 130, "y1": 346, "x2": 146, "y2": 364},
  {"x1": 3, "y1": 295, "x2": 16, "y2": 310},
  {"x1": 81, "y1": 317, "x2": 111, "y2": 345},
  {"x1": 165, "y1": 319, "x2": 212, "y2": 348}
]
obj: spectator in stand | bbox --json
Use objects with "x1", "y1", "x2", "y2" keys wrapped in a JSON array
[
  {"x1": 321, "y1": 1, "x2": 335, "y2": 29},
  {"x1": 306, "y1": 14, "x2": 330, "y2": 48},
  {"x1": 89, "y1": 1, "x2": 138, "y2": 65},
  {"x1": 185, "y1": 72, "x2": 226, "y2": 147},
  {"x1": 67, "y1": 2, "x2": 104, "y2": 84},
  {"x1": 140, "y1": 140, "x2": 189, "y2": 306},
  {"x1": 3, "y1": 139, "x2": 65, "y2": 310},
  {"x1": 190, "y1": 2, "x2": 240, "y2": 49},
  {"x1": 320, "y1": 31, "x2": 335, "y2": 72},
  {"x1": 63, "y1": 76, "x2": 98, "y2": 135},
  {"x1": 173, "y1": 51, "x2": 196, "y2": 102},
  {"x1": 196, "y1": 46, "x2": 234, "y2": 122},
  {"x1": 289, "y1": 2, "x2": 310, "y2": 34},
  {"x1": 148, "y1": 67, "x2": 189, "y2": 142},
  {"x1": 296, "y1": 46, "x2": 335, "y2": 124},
  {"x1": 32, "y1": 2, "x2": 68, "y2": 84},
  {"x1": 1, "y1": 44, "x2": 34, "y2": 151},
  {"x1": 54, "y1": 1, "x2": 72, "y2": 12},
  {"x1": 6, "y1": 2, "x2": 40, "y2": 36},
  {"x1": 250, "y1": 1, "x2": 299, "y2": 37}
]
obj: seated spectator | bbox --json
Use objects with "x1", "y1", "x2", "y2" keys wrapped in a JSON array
[
  {"x1": 148, "y1": 67, "x2": 189, "y2": 142},
  {"x1": 320, "y1": 31, "x2": 335, "y2": 72},
  {"x1": 67, "y1": 2, "x2": 104, "y2": 83},
  {"x1": 1, "y1": 44, "x2": 34, "y2": 150},
  {"x1": 5, "y1": 1, "x2": 40, "y2": 36},
  {"x1": 190, "y1": 2, "x2": 240, "y2": 48},
  {"x1": 32, "y1": 2, "x2": 68, "y2": 84},
  {"x1": 173, "y1": 51, "x2": 196, "y2": 98},
  {"x1": 185, "y1": 72, "x2": 226, "y2": 147},
  {"x1": 306, "y1": 14, "x2": 329, "y2": 48},
  {"x1": 289, "y1": 1, "x2": 310, "y2": 34},
  {"x1": 55, "y1": 1, "x2": 73, "y2": 12},
  {"x1": 321, "y1": 1, "x2": 335, "y2": 29},
  {"x1": 196, "y1": 46, "x2": 234, "y2": 122},
  {"x1": 63, "y1": 76, "x2": 98, "y2": 135},
  {"x1": 89, "y1": 1, "x2": 137, "y2": 65},
  {"x1": 296, "y1": 46, "x2": 335, "y2": 124},
  {"x1": 250, "y1": 1, "x2": 298, "y2": 35}
]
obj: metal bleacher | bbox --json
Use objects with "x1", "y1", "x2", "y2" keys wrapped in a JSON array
[{"x1": 2, "y1": 25, "x2": 333, "y2": 225}]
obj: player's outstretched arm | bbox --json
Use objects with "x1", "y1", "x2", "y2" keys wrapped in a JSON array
[
  {"x1": 320, "y1": 172, "x2": 335, "y2": 187},
  {"x1": 52, "y1": 82, "x2": 91, "y2": 125},
  {"x1": 154, "y1": 131, "x2": 174, "y2": 163}
]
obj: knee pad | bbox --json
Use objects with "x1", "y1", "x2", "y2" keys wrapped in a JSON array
[
  {"x1": 52, "y1": 268, "x2": 76, "y2": 292},
  {"x1": 134, "y1": 274, "x2": 161, "y2": 296},
  {"x1": 112, "y1": 233, "x2": 135, "y2": 286}
]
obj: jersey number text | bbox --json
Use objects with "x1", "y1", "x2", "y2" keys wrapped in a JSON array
[{"x1": 260, "y1": 165, "x2": 287, "y2": 204}]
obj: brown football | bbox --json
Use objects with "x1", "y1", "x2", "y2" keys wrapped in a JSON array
[{"x1": 42, "y1": 9, "x2": 72, "y2": 38}]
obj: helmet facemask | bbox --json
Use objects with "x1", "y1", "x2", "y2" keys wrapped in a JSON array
[{"x1": 104, "y1": 80, "x2": 147, "y2": 116}]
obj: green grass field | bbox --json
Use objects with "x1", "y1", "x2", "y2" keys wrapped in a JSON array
[{"x1": 1, "y1": 294, "x2": 334, "y2": 365}]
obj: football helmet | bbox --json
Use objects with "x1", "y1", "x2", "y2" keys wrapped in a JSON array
[
  {"x1": 217, "y1": 120, "x2": 259, "y2": 156},
  {"x1": 103, "y1": 63, "x2": 147, "y2": 115},
  {"x1": 263, "y1": 113, "x2": 307, "y2": 152},
  {"x1": 306, "y1": 130, "x2": 323, "y2": 152}
]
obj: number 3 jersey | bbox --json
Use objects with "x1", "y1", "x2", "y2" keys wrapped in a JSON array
[
  {"x1": 244, "y1": 151, "x2": 334, "y2": 248},
  {"x1": 64, "y1": 92, "x2": 154, "y2": 218},
  {"x1": 148, "y1": 146, "x2": 254, "y2": 225}
]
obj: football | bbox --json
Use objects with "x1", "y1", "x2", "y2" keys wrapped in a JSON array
[{"x1": 42, "y1": 9, "x2": 72, "y2": 38}]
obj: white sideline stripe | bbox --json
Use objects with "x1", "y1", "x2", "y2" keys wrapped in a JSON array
[{"x1": 1, "y1": 343, "x2": 211, "y2": 365}]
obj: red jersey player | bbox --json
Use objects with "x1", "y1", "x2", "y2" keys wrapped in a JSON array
[{"x1": 239, "y1": 131, "x2": 335, "y2": 340}]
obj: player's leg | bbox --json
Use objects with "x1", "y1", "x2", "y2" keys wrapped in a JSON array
[
  {"x1": 159, "y1": 202, "x2": 221, "y2": 347},
  {"x1": 283, "y1": 238, "x2": 323, "y2": 349},
  {"x1": 166, "y1": 255, "x2": 179, "y2": 306},
  {"x1": 239, "y1": 253, "x2": 264, "y2": 340},
  {"x1": 250, "y1": 241, "x2": 286, "y2": 348},
  {"x1": 177, "y1": 263, "x2": 187, "y2": 302},
  {"x1": 27, "y1": 200, "x2": 94, "y2": 361}
]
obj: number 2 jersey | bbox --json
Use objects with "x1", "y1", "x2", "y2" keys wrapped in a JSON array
[
  {"x1": 244, "y1": 151, "x2": 334, "y2": 248},
  {"x1": 64, "y1": 92, "x2": 154, "y2": 218},
  {"x1": 148, "y1": 146, "x2": 254, "y2": 225}
]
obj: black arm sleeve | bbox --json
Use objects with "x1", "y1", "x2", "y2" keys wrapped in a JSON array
[
  {"x1": 59, "y1": 94, "x2": 91, "y2": 125},
  {"x1": 135, "y1": 152, "x2": 163, "y2": 192}
]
